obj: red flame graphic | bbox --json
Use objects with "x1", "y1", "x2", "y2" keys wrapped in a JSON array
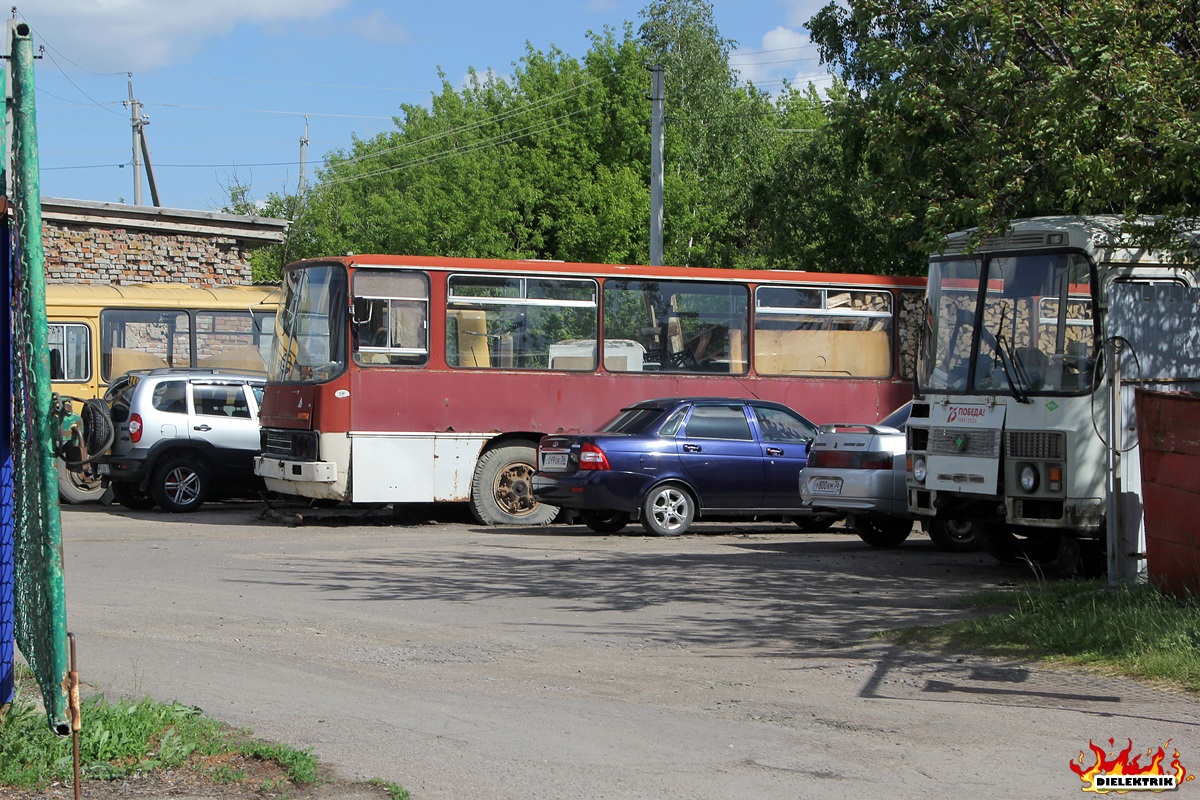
[{"x1": 1071, "y1": 738, "x2": 1190, "y2": 793}]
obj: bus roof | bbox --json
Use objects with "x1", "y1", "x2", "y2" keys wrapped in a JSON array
[
  {"x1": 283, "y1": 255, "x2": 926, "y2": 289},
  {"x1": 47, "y1": 283, "x2": 280, "y2": 309}
]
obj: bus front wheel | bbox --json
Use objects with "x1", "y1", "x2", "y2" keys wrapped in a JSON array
[{"x1": 470, "y1": 443, "x2": 558, "y2": 526}]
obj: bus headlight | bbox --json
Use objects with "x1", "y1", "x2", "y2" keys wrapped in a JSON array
[
  {"x1": 912, "y1": 457, "x2": 927, "y2": 484},
  {"x1": 1019, "y1": 464, "x2": 1039, "y2": 492}
]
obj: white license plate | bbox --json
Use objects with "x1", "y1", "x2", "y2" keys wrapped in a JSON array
[
  {"x1": 541, "y1": 452, "x2": 569, "y2": 470},
  {"x1": 810, "y1": 478, "x2": 843, "y2": 496},
  {"x1": 93, "y1": 463, "x2": 111, "y2": 476}
]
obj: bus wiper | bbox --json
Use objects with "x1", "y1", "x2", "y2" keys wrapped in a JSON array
[
  {"x1": 980, "y1": 313, "x2": 1030, "y2": 403},
  {"x1": 993, "y1": 332, "x2": 1030, "y2": 403}
]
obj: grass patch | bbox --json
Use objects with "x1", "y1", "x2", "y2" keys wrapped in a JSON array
[
  {"x1": 889, "y1": 579, "x2": 1200, "y2": 694},
  {"x1": 0, "y1": 665, "x2": 322, "y2": 791}
]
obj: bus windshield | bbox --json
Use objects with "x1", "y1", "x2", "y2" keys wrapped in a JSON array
[
  {"x1": 920, "y1": 252, "x2": 1095, "y2": 396},
  {"x1": 270, "y1": 264, "x2": 348, "y2": 383}
]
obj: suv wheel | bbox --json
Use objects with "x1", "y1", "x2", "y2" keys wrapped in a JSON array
[
  {"x1": 111, "y1": 481, "x2": 157, "y2": 511},
  {"x1": 151, "y1": 456, "x2": 210, "y2": 512}
]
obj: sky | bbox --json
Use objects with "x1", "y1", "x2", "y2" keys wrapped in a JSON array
[{"x1": 24, "y1": 0, "x2": 837, "y2": 213}]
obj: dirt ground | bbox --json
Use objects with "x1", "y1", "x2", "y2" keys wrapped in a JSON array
[{"x1": 12, "y1": 502, "x2": 1200, "y2": 800}]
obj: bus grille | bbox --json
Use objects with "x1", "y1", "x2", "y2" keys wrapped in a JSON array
[
  {"x1": 928, "y1": 427, "x2": 1001, "y2": 457},
  {"x1": 1006, "y1": 430, "x2": 1065, "y2": 460},
  {"x1": 262, "y1": 428, "x2": 319, "y2": 460}
]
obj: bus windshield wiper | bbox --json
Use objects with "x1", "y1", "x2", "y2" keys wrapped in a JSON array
[{"x1": 980, "y1": 314, "x2": 1030, "y2": 403}]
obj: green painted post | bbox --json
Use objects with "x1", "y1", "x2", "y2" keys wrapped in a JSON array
[{"x1": 12, "y1": 20, "x2": 71, "y2": 734}]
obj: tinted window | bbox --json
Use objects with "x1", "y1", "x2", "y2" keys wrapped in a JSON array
[
  {"x1": 193, "y1": 384, "x2": 249, "y2": 418},
  {"x1": 683, "y1": 405, "x2": 753, "y2": 440},
  {"x1": 753, "y1": 406, "x2": 816, "y2": 442},
  {"x1": 879, "y1": 403, "x2": 911, "y2": 429},
  {"x1": 599, "y1": 407, "x2": 668, "y2": 435},
  {"x1": 151, "y1": 380, "x2": 187, "y2": 414}
]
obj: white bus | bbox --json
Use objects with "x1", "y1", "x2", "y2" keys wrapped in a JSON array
[{"x1": 905, "y1": 215, "x2": 1200, "y2": 575}]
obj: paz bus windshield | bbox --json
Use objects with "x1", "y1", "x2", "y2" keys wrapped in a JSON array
[{"x1": 919, "y1": 251, "x2": 1096, "y2": 397}]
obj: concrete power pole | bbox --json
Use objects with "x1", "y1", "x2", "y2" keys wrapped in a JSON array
[
  {"x1": 649, "y1": 64, "x2": 664, "y2": 266},
  {"x1": 127, "y1": 79, "x2": 142, "y2": 206},
  {"x1": 126, "y1": 77, "x2": 161, "y2": 207}
]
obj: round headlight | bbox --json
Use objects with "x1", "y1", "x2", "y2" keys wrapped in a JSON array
[
  {"x1": 913, "y1": 457, "x2": 927, "y2": 484},
  {"x1": 1019, "y1": 464, "x2": 1039, "y2": 492}
]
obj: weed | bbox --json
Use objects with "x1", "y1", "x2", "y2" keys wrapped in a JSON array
[{"x1": 891, "y1": 579, "x2": 1200, "y2": 694}]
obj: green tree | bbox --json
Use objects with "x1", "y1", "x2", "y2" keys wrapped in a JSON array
[
  {"x1": 638, "y1": 0, "x2": 781, "y2": 267},
  {"x1": 808, "y1": 0, "x2": 1200, "y2": 251},
  {"x1": 743, "y1": 82, "x2": 925, "y2": 275}
]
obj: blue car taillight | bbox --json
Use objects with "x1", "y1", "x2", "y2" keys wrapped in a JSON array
[{"x1": 578, "y1": 442, "x2": 611, "y2": 470}]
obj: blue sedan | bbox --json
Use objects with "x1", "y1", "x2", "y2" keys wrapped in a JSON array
[{"x1": 532, "y1": 397, "x2": 837, "y2": 536}]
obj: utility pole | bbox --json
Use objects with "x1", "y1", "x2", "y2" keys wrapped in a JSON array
[
  {"x1": 648, "y1": 64, "x2": 664, "y2": 266},
  {"x1": 125, "y1": 77, "x2": 160, "y2": 207},
  {"x1": 298, "y1": 115, "x2": 309, "y2": 198},
  {"x1": 127, "y1": 78, "x2": 142, "y2": 205}
]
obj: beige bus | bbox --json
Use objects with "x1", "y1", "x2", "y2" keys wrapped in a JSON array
[{"x1": 47, "y1": 283, "x2": 279, "y2": 502}]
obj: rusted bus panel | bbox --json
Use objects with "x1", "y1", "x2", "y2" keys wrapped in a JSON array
[{"x1": 1136, "y1": 389, "x2": 1200, "y2": 597}]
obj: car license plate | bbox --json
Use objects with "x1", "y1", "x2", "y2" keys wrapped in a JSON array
[
  {"x1": 541, "y1": 452, "x2": 569, "y2": 470},
  {"x1": 94, "y1": 463, "x2": 111, "y2": 476},
  {"x1": 810, "y1": 478, "x2": 842, "y2": 496}
]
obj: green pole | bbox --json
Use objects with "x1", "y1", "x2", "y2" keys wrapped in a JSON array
[{"x1": 12, "y1": 20, "x2": 71, "y2": 733}]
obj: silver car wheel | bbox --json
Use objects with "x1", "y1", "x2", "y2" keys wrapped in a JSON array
[{"x1": 641, "y1": 485, "x2": 695, "y2": 536}]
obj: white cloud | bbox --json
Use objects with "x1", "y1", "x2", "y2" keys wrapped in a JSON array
[
  {"x1": 22, "y1": 0, "x2": 351, "y2": 72},
  {"x1": 731, "y1": 25, "x2": 815, "y2": 87},
  {"x1": 347, "y1": 8, "x2": 409, "y2": 44}
]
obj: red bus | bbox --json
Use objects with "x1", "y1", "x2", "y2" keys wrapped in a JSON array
[{"x1": 254, "y1": 255, "x2": 924, "y2": 524}]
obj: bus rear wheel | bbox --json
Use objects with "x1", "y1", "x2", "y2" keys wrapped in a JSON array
[{"x1": 470, "y1": 443, "x2": 558, "y2": 526}]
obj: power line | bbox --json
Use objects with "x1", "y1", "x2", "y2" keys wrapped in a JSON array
[
  {"x1": 148, "y1": 102, "x2": 398, "y2": 121},
  {"x1": 37, "y1": 45, "x2": 125, "y2": 116}
]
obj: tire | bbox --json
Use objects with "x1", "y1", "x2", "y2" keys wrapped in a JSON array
[
  {"x1": 151, "y1": 456, "x2": 210, "y2": 513},
  {"x1": 639, "y1": 484, "x2": 695, "y2": 536},
  {"x1": 854, "y1": 517, "x2": 913, "y2": 547},
  {"x1": 928, "y1": 518, "x2": 982, "y2": 553},
  {"x1": 110, "y1": 481, "x2": 157, "y2": 511},
  {"x1": 794, "y1": 514, "x2": 838, "y2": 533},
  {"x1": 57, "y1": 458, "x2": 107, "y2": 504},
  {"x1": 976, "y1": 524, "x2": 1060, "y2": 564},
  {"x1": 580, "y1": 509, "x2": 630, "y2": 534},
  {"x1": 470, "y1": 443, "x2": 559, "y2": 526}
]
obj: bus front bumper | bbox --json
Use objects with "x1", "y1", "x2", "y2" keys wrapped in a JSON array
[{"x1": 254, "y1": 456, "x2": 338, "y2": 483}]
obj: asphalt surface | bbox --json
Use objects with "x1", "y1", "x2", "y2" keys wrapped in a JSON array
[{"x1": 54, "y1": 501, "x2": 1200, "y2": 800}]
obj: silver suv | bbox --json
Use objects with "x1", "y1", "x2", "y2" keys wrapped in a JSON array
[{"x1": 96, "y1": 368, "x2": 266, "y2": 512}]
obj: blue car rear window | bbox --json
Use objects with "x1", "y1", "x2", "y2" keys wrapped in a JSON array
[{"x1": 600, "y1": 407, "x2": 667, "y2": 435}]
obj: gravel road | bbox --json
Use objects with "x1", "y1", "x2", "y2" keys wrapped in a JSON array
[{"x1": 57, "y1": 502, "x2": 1200, "y2": 800}]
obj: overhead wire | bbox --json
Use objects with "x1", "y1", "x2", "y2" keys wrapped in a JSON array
[{"x1": 320, "y1": 103, "x2": 598, "y2": 188}]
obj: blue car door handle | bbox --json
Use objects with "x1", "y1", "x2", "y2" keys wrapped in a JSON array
[
  {"x1": 766, "y1": 447, "x2": 784, "y2": 456},
  {"x1": 683, "y1": 444, "x2": 701, "y2": 453}
]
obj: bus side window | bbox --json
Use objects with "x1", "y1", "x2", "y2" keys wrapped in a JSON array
[
  {"x1": 48, "y1": 322, "x2": 91, "y2": 382},
  {"x1": 353, "y1": 271, "x2": 430, "y2": 367}
]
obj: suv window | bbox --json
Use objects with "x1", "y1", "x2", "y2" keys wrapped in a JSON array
[
  {"x1": 151, "y1": 380, "x2": 187, "y2": 414},
  {"x1": 193, "y1": 384, "x2": 252, "y2": 418}
]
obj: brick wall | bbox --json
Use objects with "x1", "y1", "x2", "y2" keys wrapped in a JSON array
[
  {"x1": 45, "y1": 220, "x2": 250, "y2": 285},
  {"x1": 40, "y1": 197, "x2": 288, "y2": 286}
]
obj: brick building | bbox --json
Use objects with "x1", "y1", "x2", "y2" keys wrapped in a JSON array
[{"x1": 42, "y1": 197, "x2": 289, "y2": 285}]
